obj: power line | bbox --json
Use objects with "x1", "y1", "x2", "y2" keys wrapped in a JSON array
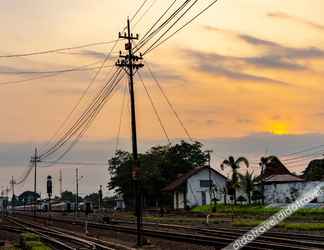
[
  {"x1": 0, "y1": 63, "x2": 115, "y2": 75},
  {"x1": 45, "y1": 72, "x2": 125, "y2": 166},
  {"x1": 143, "y1": 0, "x2": 220, "y2": 54},
  {"x1": 40, "y1": 160, "x2": 107, "y2": 166},
  {"x1": 133, "y1": 0, "x2": 159, "y2": 29},
  {"x1": 146, "y1": 62, "x2": 193, "y2": 141},
  {"x1": 137, "y1": 71, "x2": 171, "y2": 143},
  {"x1": 40, "y1": 68, "x2": 123, "y2": 160},
  {"x1": 279, "y1": 144, "x2": 324, "y2": 158},
  {"x1": 142, "y1": 0, "x2": 199, "y2": 55},
  {"x1": 0, "y1": 40, "x2": 118, "y2": 58},
  {"x1": 135, "y1": 0, "x2": 192, "y2": 52},
  {"x1": 115, "y1": 80, "x2": 128, "y2": 152},
  {"x1": 135, "y1": 0, "x2": 178, "y2": 49},
  {"x1": 42, "y1": 40, "x2": 120, "y2": 150},
  {"x1": 130, "y1": 0, "x2": 150, "y2": 23}
]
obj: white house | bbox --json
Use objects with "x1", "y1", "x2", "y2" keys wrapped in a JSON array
[
  {"x1": 259, "y1": 156, "x2": 324, "y2": 204},
  {"x1": 263, "y1": 176, "x2": 324, "y2": 204},
  {"x1": 162, "y1": 166, "x2": 227, "y2": 209}
]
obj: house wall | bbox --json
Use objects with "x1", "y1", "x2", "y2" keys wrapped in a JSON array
[
  {"x1": 186, "y1": 169, "x2": 227, "y2": 208},
  {"x1": 264, "y1": 181, "x2": 324, "y2": 204}
]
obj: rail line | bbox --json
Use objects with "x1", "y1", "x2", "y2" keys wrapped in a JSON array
[
  {"x1": 5, "y1": 216, "x2": 125, "y2": 250},
  {"x1": 11, "y1": 212, "x2": 324, "y2": 249}
]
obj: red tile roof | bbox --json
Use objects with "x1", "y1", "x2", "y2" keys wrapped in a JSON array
[{"x1": 162, "y1": 166, "x2": 227, "y2": 192}]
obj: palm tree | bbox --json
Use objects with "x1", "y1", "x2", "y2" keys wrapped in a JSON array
[
  {"x1": 239, "y1": 171, "x2": 256, "y2": 205},
  {"x1": 221, "y1": 156, "x2": 249, "y2": 205}
]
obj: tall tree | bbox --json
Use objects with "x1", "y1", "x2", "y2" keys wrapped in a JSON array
[
  {"x1": 239, "y1": 171, "x2": 256, "y2": 205},
  {"x1": 303, "y1": 158, "x2": 324, "y2": 181},
  {"x1": 108, "y1": 141, "x2": 209, "y2": 208},
  {"x1": 221, "y1": 156, "x2": 249, "y2": 205}
]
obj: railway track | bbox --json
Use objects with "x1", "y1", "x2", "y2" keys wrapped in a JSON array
[
  {"x1": 12, "y1": 212, "x2": 324, "y2": 249},
  {"x1": 4, "y1": 216, "x2": 128, "y2": 250}
]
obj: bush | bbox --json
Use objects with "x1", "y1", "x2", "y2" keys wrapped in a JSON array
[
  {"x1": 20, "y1": 233, "x2": 52, "y2": 250},
  {"x1": 21, "y1": 233, "x2": 40, "y2": 242}
]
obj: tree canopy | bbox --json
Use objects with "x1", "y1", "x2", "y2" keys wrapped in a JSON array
[
  {"x1": 108, "y1": 141, "x2": 209, "y2": 208},
  {"x1": 303, "y1": 159, "x2": 324, "y2": 181}
]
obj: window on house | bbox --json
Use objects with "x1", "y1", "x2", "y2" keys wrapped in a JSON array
[{"x1": 200, "y1": 180, "x2": 212, "y2": 188}]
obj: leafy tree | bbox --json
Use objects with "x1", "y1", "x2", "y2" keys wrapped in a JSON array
[
  {"x1": 251, "y1": 190, "x2": 263, "y2": 204},
  {"x1": 237, "y1": 195, "x2": 247, "y2": 205},
  {"x1": 303, "y1": 159, "x2": 324, "y2": 181},
  {"x1": 239, "y1": 171, "x2": 256, "y2": 205},
  {"x1": 61, "y1": 191, "x2": 82, "y2": 202},
  {"x1": 18, "y1": 191, "x2": 40, "y2": 205},
  {"x1": 108, "y1": 141, "x2": 209, "y2": 208},
  {"x1": 221, "y1": 156, "x2": 249, "y2": 205},
  {"x1": 84, "y1": 193, "x2": 100, "y2": 207}
]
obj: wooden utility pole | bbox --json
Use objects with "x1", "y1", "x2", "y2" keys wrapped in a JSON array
[
  {"x1": 30, "y1": 147, "x2": 39, "y2": 216},
  {"x1": 11, "y1": 176, "x2": 15, "y2": 213},
  {"x1": 59, "y1": 169, "x2": 63, "y2": 198},
  {"x1": 76, "y1": 168, "x2": 79, "y2": 217},
  {"x1": 206, "y1": 150, "x2": 213, "y2": 204},
  {"x1": 116, "y1": 18, "x2": 144, "y2": 246}
]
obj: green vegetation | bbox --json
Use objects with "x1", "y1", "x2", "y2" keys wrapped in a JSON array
[
  {"x1": 233, "y1": 219, "x2": 324, "y2": 231},
  {"x1": 192, "y1": 204, "x2": 279, "y2": 215},
  {"x1": 20, "y1": 233, "x2": 51, "y2": 250},
  {"x1": 192, "y1": 204, "x2": 324, "y2": 217},
  {"x1": 108, "y1": 141, "x2": 209, "y2": 208},
  {"x1": 220, "y1": 156, "x2": 249, "y2": 205}
]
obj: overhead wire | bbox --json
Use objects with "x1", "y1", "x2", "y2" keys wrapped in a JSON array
[
  {"x1": 137, "y1": 71, "x2": 171, "y2": 143},
  {"x1": 143, "y1": 0, "x2": 220, "y2": 54},
  {"x1": 134, "y1": 0, "x2": 178, "y2": 49},
  {"x1": 0, "y1": 62, "x2": 115, "y2": 75},
  {"x1": 146, "y1": 62, "x2": 193, "y2": 141},
  {"x1": 134, "y1": 0, "x2": 192, "y2": 52},
  {"x1": 133, "y1": 0, "x2": 159, "y2": 29},
  {"x1": 142, "y1": 0, "x2": 199, "y2": 55},
  {"x1": 39, "y1": 68, "x2": 124, "y2": 160},
  {"x1": 0, "y1": 40, "x2": 118, "y2": 58},
  {"x1": 115, "y1": 80, "x2": 128, "y2": 152},
  {"x1": 43, "y1": 71, "x2": 126, "y2": 166},
  {"x1": 42, "y1": 40, "x2": 120, "y2": 151}
]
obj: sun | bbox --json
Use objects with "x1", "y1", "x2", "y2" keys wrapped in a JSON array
[{"x1": 267, "y1": 122, "x2": 289, "y2": 135}]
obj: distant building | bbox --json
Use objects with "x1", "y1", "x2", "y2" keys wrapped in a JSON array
[
  {"x1": 162, "y1": 166, "x2": 227, "y2": 209},
  {"x1": 260, "y1": 156, "x2": 324, "y2": 204}
]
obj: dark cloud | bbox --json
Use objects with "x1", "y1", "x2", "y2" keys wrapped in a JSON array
[
  {"x1": 237, "y1": 118, "x2": 253, "y2": 124},
  {"x1": 268, "y1": 12, "x2": 324, "y2": 32},
  {"x1": 2, "y1": 133, "x2": 324, "y2": 174},
  {"x1": 183, "y1": 49, "x2": 291, "y2": 86},
  {"x1": 314, "y1": 112, "x2": 324, "y2": 117},
  {"x1": 140, "y1": 61, "x2": 186, "y2": 82},
  {"x1": 80, "y1": 50, "x2": 107, "y2": 60},
  {"x1": 239, "y1": 34, "x2": 278, "y2": 47},
  {"x1": 203, "y1": 26, "x2": 324, "y2": 72}
]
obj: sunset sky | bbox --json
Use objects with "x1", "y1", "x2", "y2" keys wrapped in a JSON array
[{"x1": 0, "y1": 0, "x2": 323, "y2": 197}]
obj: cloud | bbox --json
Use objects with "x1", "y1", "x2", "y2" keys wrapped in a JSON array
[
  {"x1": 140, "y1": 61, "x2": 186, "y2": 82},
  {"x1": 2, "y1": 133, "x2": 324, "y2": 174},
  {"x1": 183, "y1": 49, "x2": 291, "y2": 86},
  {"x1": 203, "y1": 26, "x2": 324, "y2": 72},
  {"x1": 237, "y1": 118, "x2": 253, "y2": 124},
  {"x1": 79, "y1": 50, "x2": 107, "y2": 60},
  {"x1": 314, "y1": 112, "x2": 324, "y2": 117},
  {"x1": 268, "y1": 12, "x2": 324, "y2": 32}
]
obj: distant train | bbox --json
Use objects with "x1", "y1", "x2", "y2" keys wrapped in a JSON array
[{"x1": 14, "y1": 201, "x2": 93, "y2": 214}]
